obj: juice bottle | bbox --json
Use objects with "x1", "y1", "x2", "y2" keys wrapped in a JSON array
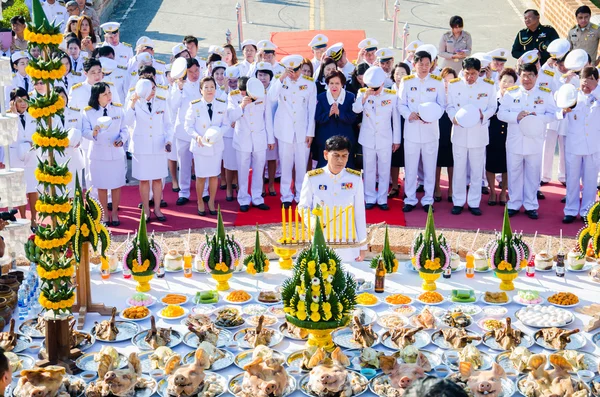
[
  {"x1": 374, "y1": 260, "x2": 385, "y2": 293},
  {"x1": 526, "y1": 254, "x2": 535, "y2": 277},
  {"x1": 465, "y1": 251, "x2": 474, "y2": 279},
  {"x1": 100, "y1": 256, "x2": 110, "y2": 280},
  {"x1": 183, "y1": 252, "x2": 193, "y2": 278}
]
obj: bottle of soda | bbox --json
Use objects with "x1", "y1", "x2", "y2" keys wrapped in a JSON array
[
  {"x1": 100, "y1": 256, "x2": 110, "y2": 280},
  {"x1": 123, "y1": 265, "x2": 132, "y2": 279},
  {"x1": 556, "y1": 249, "x2": 565, "y2": 278},
  {"x1": 465, "y1": 251, "x2": 475, "y2": 279},
  {"x1": 443, "y1": 265, "x2": 451, "y2": 279},
  {"x1": 374, "y1": 259, "x2": 385, "y2": 293},
  {"x1": 526, "y1": 254, "x2": 535, "y2": 277},
  {"x1": 183, "y1": 252, "x2": 193, "y2": 278},
  {"x1": 157, "y1": 260, "x2": 165, "y2": 278}
]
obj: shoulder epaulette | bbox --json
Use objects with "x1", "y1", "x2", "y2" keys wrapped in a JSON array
[
  {"x1": 402, "y1": 75, "x2": 415, "y2": 81},
  {"x1": 105, "y1": 81, "x2": 114, "y2": 85},
  {"x1": 359, "y1": 88, "x2": 367, "y2": 93},
  {"x1": 274, "y1": 74, "x2": 281, "y2": 80},
  {"x1": 156, "y1": 70, "x2": 164, "y2": 75},
  {"x1": 157, "y1": 84, "x2": 168, "y2": 90},
  {"x1": 450, "y1": 77, "x2": 461, "y2": 83},
  {"x1": 191, "y1": 98, "x2": 202, "y2": 104},
  {"x1": 117, "y1": 65, "x2": 127, "y2": 70},
  {"x1": 539, "y1": 86, "x2": 551, "y2": 93},
  {"x1": 543, "y1": 69, "x2": 555, "y2": 77},
  {"x1": 571, "y1": 24, "x2": 578, "y2": 30},
  {"x1": 84, "y1": 106, "x2": 92, "y2": 111},
  {"x1": 229, "y1": 89, "x2": 241, "y2": 96},
  {"x1": 278, "y1": 63, "x2": 285, "y2": 67},
  {"x1": 128, "y1": 87, "x2": 135, "y2": 92},
  {"x1": 156, "y1": 95, "x2": 166, "y2": 100},
  {"x1": 345, "y1": 168, "x2": 361, "y2": 176},
  {"x1": 123, "y1": 42, "x2": 132, "y2": 47},
  {"x1": 155, "y1": 59, "x2": 166, "y2": 65},
  {"x1": 483, "y1": 78, "x2": 495, "y2": 85},
  {"x1": 384, "y1": 88, "x2": 396, "y2": 95},
  {"x1": 308, "y1": 169, "x2": 324, "y2": 177},
  {"x1": 430, "y1": 74, "x2": 442, "y2": 81},
  {"x1": 507, "y1": 85, "x2": 519, "y2": 91},
  {"x1": 68, "y1": 106, "x2": 80, "y2": 112},
  {"x1": 351, "y1": 60, "x2": 357, "y2": 66},
  {"x1": 216, "y1": 98, "x2": 225, "y2": 103},
  {"x1": 72, "y1": 82, "x2": 83, "y2": 89},
  {"x1": 112, "y1": 103, "x2": 123, "y2": 107},
  {"x1": 131, "y1": 71, "x2": 137, "y2": 76},
  {"x1": 592, "y1": 23, "x2": 599, "y2": 30},
  {"x1": 302, "y1": 75, "x2": 314, "y2": 82},
  {"x1": 71, "y1": 71, "x2": 81, "y2": 76}
]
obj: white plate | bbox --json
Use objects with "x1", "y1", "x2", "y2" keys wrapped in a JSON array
[
  {"x1": 533, "y1": 330, "x2": 586, "y2": 351},
  {"x1": 126, "y1": 294, "x2": 158, "y2": 308},
  {"x1": 534, "y1": 260, "x2": 555, "y2": 272},
  {"x1": 183, "y1": 348, "x2": 235, "y2": 371},
  {"x1": 447, "y1": 303, "x2": 482, "y2": 317},
  {"x1": 246, "y1": 315, "x2": 278, "y2": 327},
  {"x1": 515, "y1": 306, "x2": 574, "y2": 328},
  {"x1": 415, "y1": 295, "x2": 445, "y2": 306},
  {"x1": 191, "y1": 304, "x2": 217, "y2": 316},
  {"x1": 268, "y1": 305, "x2": 286, "y2": 319},
  {"x1": 547, "y1": 294, "x2": 580, "y2": 308},
  {"x1": 332, "y1": 327, "x2": 380, "y2": 349},
  {"x1": 381, "y1": 330, "x2": 431, "y2": 350},
  {"x1": 159, "y1": 294, "x2": 189, "y2": 306},
  {"x1": 383, "y1": 294, "x2": 414, "y2": 306},
  {"x1": 119, "y1": 309, "x2": 152, "y2": 322},
  {"x1": 223, "y1": 293, "x2": 253, "y2": 305},
  {"x1": 474, "y1": 266, "x2": 492, "y2": 273},
  {"x1": 242, "y1": 304, "x2": 268, "y2": 316},
  {"x1": 513, "y1": 294, "x2": 545, "y2": 306},
  {"x1": 408, "y1": 314, "x2": 442, "y2": 330},
  {"x1": 481, "y1": 306, "x2": 509, "y2": 318},
  {"x1": 443, "y1": 349, "x2": 494, "y2": 371},
  {"x1": 477, "y1": 317, "x2": 506, "y2": 332},
  {"x1": 156, "y1": 306, "x2": 189, "y2": 321},
  {"x1": 377, "y1": 314, "x2": 410, "y2": 329},
  {"x1": 480, "y1": 293, "x2": 512, "y2": 306},
  {"x1": 164, "y1": 267, "x2": 183, "y2": 273},
  {"x1": 355, "y1": 294, "x2": 381, "y2": 307},
  {"x1": 352, "y1": 307, "x2": 378, "y2": 326}
]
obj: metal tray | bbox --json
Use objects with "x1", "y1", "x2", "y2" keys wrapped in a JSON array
[
  {"x1": 183, "y1": 348, "x2": 234, "y2": 371},
  {"x1": 183, "y1": 329, "x2": 232, "y2": 349},
  {"x1": 91, "y1": 321, "x2": 140, "y2": 343},
  {"x1": 132, "y1": 329, "x2": 183, "y2": 350}
]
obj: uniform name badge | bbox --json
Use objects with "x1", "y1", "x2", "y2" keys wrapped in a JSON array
[
  {"x1": 318, "y1": 184, "x2": 328, "y2": 190},
  {"x1": 341, "y1": 182, "x2": 353, "y2": 190},
  {"x1": 426, "y1": 87, "x2": 436, "y2": 92},
  {"x1": 534, "y1": 97, "x2": 544, "y2": 105},
  {"x1": 112, "y1": 116, "x2": 120, "y2": 120}
]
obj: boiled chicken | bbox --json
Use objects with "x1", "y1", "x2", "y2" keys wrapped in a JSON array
[{"x1": 94, "y1": 307, "x2": 119, "y2": 341}]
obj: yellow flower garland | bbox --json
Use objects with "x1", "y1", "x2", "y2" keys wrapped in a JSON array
[
  {"x1": 23, "y1": 29, "x2": 63, "y2": 45},
  {"x1": 25, "y1": 65, "x2": 66, "y2": 81},
  {"x1": 32, "y1": 133, "x2": 69, "y2": 148},
  {"x1": 131, "y1": 259, "x2": 150, "y2": 273},
  {"x1": 214, "y1": 262, "x2": 229, "y2": 272},
  {"x1": 35, "y1": 169, "x2": 72, "y2": 185},
  {"x1": 38, "y1": 295, "x2": 75, "y2": 311},
  {"x1": 37, "y1": 265, "x2": 75, "y2": 280},
  {"x1": 28, "y1": 96, "x2": 65, "y2": 119},
  {"x1": 35, "y1": 201, "x2": 71, "y2": 214},
  {"x1": 35, "y1": 229, "x2": 73, "y2": 249}
]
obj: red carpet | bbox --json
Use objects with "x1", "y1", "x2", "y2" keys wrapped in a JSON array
[{"x1": 270, "y1": 30, "x2": 365, "y2": 60}]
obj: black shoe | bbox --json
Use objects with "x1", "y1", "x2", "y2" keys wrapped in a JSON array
[
  {"x1": 282, "y1": 201, "x2": 292, "y2": 209},
  {"x1": 156, "y1": 215, "x2": 167, "y2": 222},
  {"x1": 481, "y1": 187, "x2": 490, "y2": 195},
  {"x1": 209, "y1": 209, "x2": 217, "y2": 215},
  {"x1": 423, "y1": 204, "x2": 434, "y2": 213},
  {"x1": 108, "y1": 203, "x2": 113, "y2": 211},
  {"x1": 562, "y1": 215, "x2": 576, "y2": 224},
  {"x1": 240, "y1": 205, "x2": 250, "y2": 212},
  {"x1": 433, "y1": 196, "x2": 442, "y2": 203},
  {"x1": 220, "y1": 185, "x2": 227, "y2": 190},
  {"x1": 172, "y1": 187, "x2": 181, "y2": 193},
  {"x1": 253, "y1": 203, "x2": 270, "y2": 210},
  {"x1": 537, "y1": 191, "x2": 545, "y2": 200},
  {"x1": 203, "y1": 195, "x2": 209, "y2": 203},
  {"x1": 402, "y1": 204, "x2": 415, "y2": 212},
  {"x1": 540, "y1": 181, "x2": 548, "y2": 186},
  {"x1": 145, "y1": 213, "x2": 152, "y2": 223},
  {"x1": 226, "y1": 196, "x2": 234, "y2": 202},
  {"x1": 269, "y1": 190, "x2": 277, "y2": 196},
  {"x1": 416, "y1": 185, "x2": 425, "y2": 193},
  {"x1": 176, "y1": 197, "x2": 189, "y2": 206},
  {"x1": 508, "y1": 209, "x2": 519, "y2": 217},
  {"x1": 261, "y1": 192, "x2": 266, "y2": 198},
  {"x1": 525, "y1": 209, "x2": 539, "y2": 219},
  {"x1": 378, "y1": 203, "x2": 389, "y2": 211},
  {"x1": 447, "y1": 196, "x2": 453, "y2": 203},
  {"x1": 111, "y1": 220, "x2": 120, "y2": 227},
  {"x1": 232, "y1": 184, "x2": 238, "y2": 190},
  {"x1": 126, "y1": 152, "x2": 132, "y2": 160},
  {"x1": 469, "y1": 207, "x2": 482, "y2": 216},
  {"x1": 451, "y1": 206, "x2": 463, "y2": 215},
  {"x1": 561, "y1": 196, "x2": 566, "y2": 203},
  {"x1": 561, "y1": 181, "x2": 566, "y2": 187},
  {"x1": 197, "y1": 209, "x2": 206, "y2": 216},
  {"x1": 487, "y1": 199, "x2": 497, "y2": 206},
  {"x1": 365, "y1": 203, "x2": 375, "y2": 210}
]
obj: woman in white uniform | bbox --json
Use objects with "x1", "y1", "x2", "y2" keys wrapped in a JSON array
[
  {"x1": 184, "y1": 76, "x2": 228, "y2": 216},
  {"x1": 82, "y1": 82, "x2": 127, "y2": 225},
  {"x1": 255, "y1": 62, "x2": 279, "y2": 196},
  {"x1": 125, "y1": 78, "x2": 173, "y2": 222},
  {"x1": 5, "y1": 51, "x2": 30, "y2": 107},
  {"x1": 9, "y1": 88, "x2": 39, "y2": 229}
]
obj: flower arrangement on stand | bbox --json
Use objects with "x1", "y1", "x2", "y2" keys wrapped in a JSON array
[
  {"x1": 122, "y1": 210, "x2": 161, "y2": 292},
  {"x1": 577, "y1": 195, "x2": 600, "y2": 258},
  {"x1": 244, "y1": 226, "x2": 269, "y2": 275},
  {"x1": 486, "y1": 207, "x2": 530, "y2": 291},
  {"x1": 369, "y1": 226, "x2": 398, "y2": 273},
  {"x1": 411, "y1": 207, "x2": 451, "y2": 291},
  {"x1": 198, "y1": 208, "x2": 243, "y2": 291},
  {"x1": 281, "y1": 213, "x2": 357, "y2": 351}
]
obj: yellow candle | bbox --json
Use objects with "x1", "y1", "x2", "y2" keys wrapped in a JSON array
[
  {"x1": 326, "y1": 206, "x2": 330, "y2": 242},
  {"x1": 333, "y1": 206, "x2": 337, "y2": 242},
  {"x1": 345, "y1": 206, "x2": 349, "y2": 242},
  {"x1": 301, "y1": 207, "x2": 305, "y2": 242},
  {"x1": 288, "y1": 206, "x2": 292, "y2": 242},
  {"x1": 295, "y1": 207, "x2": 299, "y2": 241},
  {"x1": 282, "y1": 206, "x2": 286, "y2": 242},
  {"x1": 351, "y1": 205, "x2": 356, "y2": 242},
  {"x1": 339, "y1": 206, "x2": 343, "y2": 242},
  {"x1": 307, "y1": 207, "x2": 311, "y2": 241}
]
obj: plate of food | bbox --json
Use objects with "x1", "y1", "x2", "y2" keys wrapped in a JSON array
[
  {"x1": 482, "y1": 324, "x2": 535, "y2": 351},
  {"x1": 182, "y1": 316, "x2": 233, "y2": 348},
  {"x1": 18, "y1": 317, "x2": 46, "y2": 338},
  {"x1": 191, "y1": 304, "x2": 217, "y2": 316},
  {"x1": 449, "y1": 289, "x2": 476, "y2": 303},
  {"x1": 393, "y1": 305, "x2": 416, "y2": 317},
  {"x1": 132, "y1": 327, "x2": 183, "y2": 351},
  {"x1": 127, "y1": 293, "x2": 158, "y2": 308},
  {"x1": 384, "y1": 294, "x2": 413, "y2": 306},
  {"x1": 75, "y1": 347, "x2": 128, "y2": 372},
  {"x1": 332, "y1": 327, "x2": 380, "y2": 350},
  {"x1": 287, "y1": 349, "x2": 356, "y2": 373},
  {"x1": 377, "y1": 314, "x2": 409, "y2": 329},
  {"x1": 513, "y1": 290, "x2": 545, "y2": 306},
  {"x1": 120, "y1": 306, "x2": 152, "y2": 322},
  {"x1": 234, "y1": 321, "x2": 284, "y2": 349},
  {"x1": 352, "y1": 308, "x2": 378, "y2": 327},
  {"x1": 533, "y1": 328, "x2": 585, "y2": 351},
  {"x1": 555, "y1": 350, "x2": 600, "y2": 373},
  {"x1": 234, "y1": 348, "x2": 286, "y2": 369},
  {"x1": 515, "y1": 305, "x2": 574, "y2": 328},
  {"x1": 441, "y1": 311, "x2": 472, "y2": 329},
  {"x1": 298, "y1": 371, "x2": 367, "y2": 397},
  {"x1": 183, "y1": 345, "x2": 235, "y2": 371},
  {"x1": 230, "y1": 371, "x2": 296, "y2": 397},
  {"x1": 160, "y1": 293, "x2": 189, "y2": 306},
  {"x1": 380, "y1": 327, "x2": 431, "y2": 350},
  {"x1": 443, "y1": 345, "x2": 493, "y2": 371},
  {"x1": 477, "y1": 317, "x2": 506, "y2": 332},
  {"x1": 473, "y1": 248, "x2": 491, "y2": 272},
  {"x1": 214, "y1": 307, "x2": 246, "y2": 329},
  {"x1": 6, "y1": 352, "x2": 34, "y2": 373},
  {"x1": 547, "y1": 292, "x2": 579, "y2": 308},
  {"x1": 517, "y1": 373, "x2": 587, "y2": 397},
  {"x1": 193, "y1": 290, "x2": 219, "y2": 305},
  {"x1": 409, "y1": 307, "x2": 441, "y2": 330},
  {"x1": 224, "y1": 290, "x2": 253, "y2": 305},
  {"x1": 268, "y1": 305, "x2": 286, "y2": 319},
  {"x1": 481, "y1": 306, "x2": 509, "y2": 318},
  {"x1": 566, "y1": 250, "x2": 590, "y2": 272},
  {"x1": 431, "y1": 328, "x2": 482, "y2": 350},
  {"x1": 157, "y1": 372, "x2": 226, "y2": 397},
  {"x1": 356, "y1": 292, "x2": 381, "y2": 307},
  {"x1": 91, "y1": 313, "x2": 140, "y2": 343},
  {"x1": 481, "y1": 291, "x2": 511, "y2": 306},
  {"x1": 157, "y1": 305, "x2": 189, "y2": 321},
  {"x1": 243, "y1": 304, "x2": 268, "y2": 316},
  {"x1": 246, "y1": 314, "x2": 277, "y2": 327},
  {"x1": 416, "y1": 291, "x2": 445, "y2": 306},
  {"x1": 447, "y1": 304, "x2": 482, "y2": 317},
  {"x1": 257, "y1": 290, "x2": 282, "y2": 305},
  {"x1": 495, "y1": 348, "x2": 533, "y2": 374},
  {"x1": 279, "y1": 322, "x2": 309, "y2": 341}
]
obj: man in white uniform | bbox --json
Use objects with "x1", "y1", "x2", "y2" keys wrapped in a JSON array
[
  {"x1": 326, "y1": 43, "x2": 355, "y2": 80},
  {"x1": 237, "y1": 39, "x2": 257, "y2": 77},
  {"x1": 250, "y1": 40, "x2": 285, "y2": 77},
  {"x1": 446, "y1": 57, "x2": 497, "y2": 216},
  {"x1": 299, "y1": 135, "x2": 367, "y2": 262},
  {"x1": 99, "y1": 22, "x2": 134, "y2": 72},
  {"x1": 356, "y1": 38, "x2": 378, "y2": 66},
  {"x1": 376, "y1": 49, "x2": 395, "y2": 88},
  {"x1": 268, "y1": 54, "x2": 317, "y2": 208},
  {"x1": 498, "y1": 63, "x2": 560, "y2": 219},
  {"x1": 398, "y1": 50, "x2": 446, "y2": 213},
  {"x1": 352, "y1": 66, "x2": 400, "y2": 210},
  {"x1": 42, "y1": 0, "x2": 67, "y2": 26},
  {"x1": 183, "y1": 35, "x2": 208, "y2": 77},
  {"x1": 308, "y1": 34, "x2": 328, "y2": 73},
  {"x1": 488, "y1": 48, "x2": 509, "y2": 83}
]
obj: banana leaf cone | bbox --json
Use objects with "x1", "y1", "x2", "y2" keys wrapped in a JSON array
[{"x1": 424, "y1": 205, "x2": 438, "y2": 246}]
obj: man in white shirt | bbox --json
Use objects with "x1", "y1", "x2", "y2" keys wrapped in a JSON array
[
  {"x1": 183, "y1": 35, "x2": 208, "y2": 77},
  {"x1": 308, "y1": 34, "x2": 328, "y2": 72},
  {"x1": 42, "y1": 0, "x2": 68, "y2": 27},
  {"x1": 100, "y1": 22, "x2": 133, "y2": 71}
]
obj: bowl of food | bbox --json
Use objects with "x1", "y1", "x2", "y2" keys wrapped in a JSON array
[
  {"x1": 534, "y1": 250, "x2": 554, "y2": 271},
  {"x1": 80, "y1": 371, "x2": 97, "y2": 382},
  {"x1": 385, "y1": 293, "x2": 412, "y2": 305},
  {"x1": 481, "y1": 306, "x2": 508, "y2": 318},
  {"x1": 225, "y1": 290, "x2": 252, "y2": 304},
  {"x1": 120, "y1": 306, "x2": 151, "y2": 321},
  {"x1": 547, "y1": 292, "x2": 579, "y2": 308},
  {"x1": 514, "y1": 290, "x2": 544, "y2": 305}
]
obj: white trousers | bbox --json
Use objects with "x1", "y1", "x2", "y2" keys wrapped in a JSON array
[
  {"x1": 564, "y1": 152, "x2": 600, "y2": 217},
  {"x1": 237, "y1": 150, "x2": 266, "y2": 206},
  {"x1": 363, "y1": 146, "x2": 392, "y2": 205},
  {"x1": 507, "y1": 151, "x2": 542, "y2": 211},
  {"x1": 452, "y1": 146, "x2": 485, "y2": 208},
  {"x1": 279, "y1": 141, "x2": 309, "y2": 203},
  {"x1": 404, "y1": 140, "x2": 439, "y2": 206},
  {"x1": 176, "y1": 138, "x2": 193, "y2": 199},
  {"x1": 541, "y1": 129, "x2": 566, "y2": 183}
]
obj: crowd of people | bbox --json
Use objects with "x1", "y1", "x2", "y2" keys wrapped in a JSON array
[{"x1": 2, "y1": 1, "x2": 600, "y2": 229}]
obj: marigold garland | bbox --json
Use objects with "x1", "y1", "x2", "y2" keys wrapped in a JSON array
[
  {"x1": 35, "y1": 201, "x2": 71, "y2": 214},
  {"x1": 32, "y1": 132, "x2": 69, "y2": 148},
  {"x1": 34, "y1": 169, "x2": 72, "y2": 185},
  {"x1": 131, "y1": 259, "x2": 150, "y2": 273},
  {"x1": 23, "y1": 28, "x2": 63, "y2": 45},
  {"x1": 38, "y1": 295, "x2": 75, "y2": 311},
  {"x1": 35, "y1": 229, "x2": 73, "y2": 249},
  {"x1": 25, "y1": 65, "x2": 66, "y2": 81},
  {"x1": 37, "y1": 265, "x2": 75, "y2": 280},
  {"x1": 28, "y1": 96, "x2": 65, "y2": 119}
]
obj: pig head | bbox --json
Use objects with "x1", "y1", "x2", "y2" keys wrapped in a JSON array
[
  {"x1": 166, "y1": 347, "x2": 210, "y2": 397},
  {"x1": 378, "y1": 352, "x2": 429, "y2": 394},
  {"x1": 101, "y1": 352, "x2": 142, "y2": 397},
  {"x1": 307, "y1": 348, "x2": 353, "y2": 397},
  {"x1": 460, "y1": 362, "x2": 505, "y2": 397},
  {"x1": 241, "y1": 355, "x2": 288, "y2": 397},
  {"x1": 14, "y1": 366, "x2": 66, "y2": 397}
]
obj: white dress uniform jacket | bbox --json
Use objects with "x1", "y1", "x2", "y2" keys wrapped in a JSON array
[
  {"x1": 54, "y1": 106, "x2": 84, "y2": 196},
  {"x1": 4, "y1": 73, "x2": 31, "y2": 106},
  {"x1": 237, "y1": 60, "x2": 254, "y2": 77},
  {"x1": 41, "y1": 1, "x2": 67, "y2": 26},
  {"x1": 102, "y1": 41, "x2": 134, "y2": 69},
  {"x1": 299, "y1": 166, "x2": 367, "y2": 262},
  {"x1": 10, "y1": 112, "x2": 39, "y2": 193}
]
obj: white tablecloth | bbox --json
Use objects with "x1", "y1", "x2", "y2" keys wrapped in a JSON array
[{"x1": 16, "y1": 260, "x2": 600, "y2": 397}]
